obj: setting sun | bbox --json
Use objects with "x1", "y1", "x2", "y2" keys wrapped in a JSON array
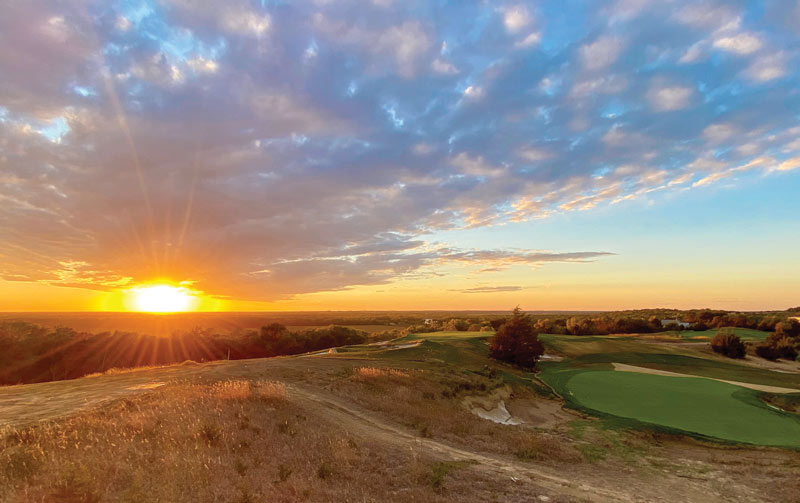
[{"x1": 128, "y1": 285, "x2": 197, "y2": 313}]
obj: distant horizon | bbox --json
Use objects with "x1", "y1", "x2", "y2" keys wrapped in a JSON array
[{"x1": 2, "y1": 306, "x2": 797, "y2": 315}]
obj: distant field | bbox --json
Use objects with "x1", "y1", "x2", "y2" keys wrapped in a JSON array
[
  {"x1": 286, "y1": 324, "x2": 400, "y2": 333},
  {"x1": 659, "y1": 327, "x2": 771, "y2": 341}
]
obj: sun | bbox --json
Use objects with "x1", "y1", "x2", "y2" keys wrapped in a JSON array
[{"x1": 128, "y1": 284, "x2": 197, "y2": 313}]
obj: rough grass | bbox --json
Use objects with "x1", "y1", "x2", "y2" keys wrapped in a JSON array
[{"x1": 0, "y1": 379, "x2": 479, "y2": 503}]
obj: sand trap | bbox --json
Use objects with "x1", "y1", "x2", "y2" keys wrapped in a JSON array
[
  {"x1": 612, "y1": 363, "x2": 800, "y2": 394},
  {"x1": 387, "y1": 340, "x2": 423, "y2": 350},
  {"x1": 539, "y1": 354, "x2": 564, "y2": 362},
  {"x1": 471, "y1": 400, "x2": 521, "y2": 425},
  {"x1": 304, "y1": 347, "x2": 338, "y2": 357}
]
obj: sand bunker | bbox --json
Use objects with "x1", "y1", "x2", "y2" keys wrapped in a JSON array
[
  {"x1": 470, "y1": 400, "x2": 521, "y2": 425},
  {"x1": 387, "y1": 340, "x2": 423, "y2": 350},
  {"x1": 540, "y1": 354, "x2": 564, "y2": 362},
  {"x1": 305, "y1": 347, "x2": 338, "y2": 357},
  {"x1": 612, "y1": 363, "x2": 800, "y2": 394}
]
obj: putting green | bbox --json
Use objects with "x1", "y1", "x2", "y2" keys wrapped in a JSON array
[{"x1": 566, "y1": 370, "x2": 800, "y2": 447}]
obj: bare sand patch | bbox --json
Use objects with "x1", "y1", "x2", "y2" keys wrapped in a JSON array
[
  {"x1": 612, "y1": 363, "x2": 800, "y2": 394},
  {"x1": 387, "y1": 340, "x2": 423, "y2": 350},
  {"x1": 470, "y1": 400, "x2": 521, "y2": 425}
]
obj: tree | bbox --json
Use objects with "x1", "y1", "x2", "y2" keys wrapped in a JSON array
[
  {"x1": 775, "y1": 319, "x2": 800, "y2": 338},
  {"x1": 710, "y1": 329, "x2": 746, "y2": 359},
  {"x1": 489, "y1": 307, "x2": 544, "y2": 369}
]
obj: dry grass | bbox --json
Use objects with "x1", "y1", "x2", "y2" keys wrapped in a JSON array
[
  {"x1": 0, "y1": 377, "x2": 511, "y2": 503},
  {"x1": 210, "y1": 379, "x2": 287, "y2": 402},
  {"x1": 350, "y1": 367, "x2": 411, "y2": 381},
  {"x1": 330, "y1": 365, "x2": 582, "y2": 463},
  {"x1": 83, "y1": 361, "x2": 198, "y2": 379}
]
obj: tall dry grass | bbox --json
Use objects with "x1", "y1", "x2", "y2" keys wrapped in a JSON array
[{"x1": 0, "y1": 378, "x2": 495, "y2": 503}]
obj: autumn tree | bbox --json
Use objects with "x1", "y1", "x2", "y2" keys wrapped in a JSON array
[
  {"x1": 710, "y1": 328, "x2": 746, "y2": 359},
  {"x1": 489, "y1": 307, "x2": 544, "y2": 369}
]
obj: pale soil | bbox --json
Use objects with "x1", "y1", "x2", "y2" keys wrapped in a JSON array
[
  {"x1": 464, "y1": 385, "x2": 574, "y2": 428},
  {"x1": 1, "y1": 355, "x2": 799, "y2": 502},
  {"x1": 611, "y1": 362, "x2": 800, "y2": 394},
  {"x1": 387, "y1": 340, "x2": 424, "y2": 350}
]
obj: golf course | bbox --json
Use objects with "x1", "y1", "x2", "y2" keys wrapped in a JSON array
[{"x1": 354, "y1": 330, "x2": 800, "y2": 448}]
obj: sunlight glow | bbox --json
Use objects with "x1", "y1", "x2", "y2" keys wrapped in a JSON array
[{"x1": 127, "y1": 284, "x2": 198, "y2": 313}]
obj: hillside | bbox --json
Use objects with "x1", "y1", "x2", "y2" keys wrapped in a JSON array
[{"x1": 1, "y1": 331, "x2": 799, "y2": 502}]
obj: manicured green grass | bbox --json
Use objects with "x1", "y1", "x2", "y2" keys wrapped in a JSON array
[
  {"x1": 399, "y1": 331, "x2": 492, "y2": 342},
  {"x1": 564, "y1": 370, "x2": 800, "y2": 448},
  {"x1": 539, "y1": 334, "x2": 800, "y2": 388},
  {"x1": 662, "y1": 327, "x2": 770, "y2": 341}
]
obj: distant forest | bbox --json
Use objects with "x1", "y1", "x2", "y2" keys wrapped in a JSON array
[
  {"x1": 0, "y1": 322, "x2": 373, "y2": 386},
  {"x1": 1, "y1": 307, "x2": 798, "y2": 386}
]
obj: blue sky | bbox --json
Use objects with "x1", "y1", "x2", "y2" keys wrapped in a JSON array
[{"x1": 0, "y1": 0, "x2": 798, "y2": 309}]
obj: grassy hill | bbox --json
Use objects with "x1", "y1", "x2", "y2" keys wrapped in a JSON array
[{"x1": 1, "y1": 329, "x2": 799, "y2": 502}]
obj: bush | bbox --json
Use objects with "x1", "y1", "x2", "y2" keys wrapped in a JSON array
[
  {"x1": 710, "y1": 329, "x2": 745, "y2": 359},
  {"x1": 775, "y1": 319, "x2": 800, "y2": 338},
  {"x1": 755, "y1": 343, "x2": 780, "y2": 360},
  {"x1": 489, "y1": 308, "x2": 544, "y2": 369}
]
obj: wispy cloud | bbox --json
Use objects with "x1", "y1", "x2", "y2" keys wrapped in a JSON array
[{"x1": 450, "y1": 286, "x2": 524, "y2": 294}]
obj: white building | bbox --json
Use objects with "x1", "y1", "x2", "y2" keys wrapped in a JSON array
[{"x1": 660, "y1": 319, "x2": 693, "y2": 329}]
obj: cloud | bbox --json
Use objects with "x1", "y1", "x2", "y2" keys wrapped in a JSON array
[
  {"x1": 713, "y1": 32, "x2": 763, "y2": 55},
  {"x1": 745, "y1": 52, "x2": 788, "y2": 82},
  {"x1": 502, "y1": 5, "x2": 532, "y2": 34},
  {"x1": 463, "y1": 85, "x2": 485, "y2": 100},
  {"x1": 580, "y1": 36, "x2": 624, "y2": 70},
  {"x1": 451, "y1": 286, "x2": 524, "y2": 294},
  {"x1": 431, "y1": 58, "x2": 458, "y2": 75},
  {"x1": 222, "y1": 9, "x2": 271, "y2": 37},
  {"x1": 515, "y1": 32, "x2": 541, "y2": 48},
  {"x1": 0, "y1": 0, "x2": 798, "y2": 302},
  {"x1": 648, "y1": 84, "x2": 693, "y2": 111}
]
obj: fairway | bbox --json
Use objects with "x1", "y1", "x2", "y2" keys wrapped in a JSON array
[
  {"x1": 665, "y1": 327, "x2": 771, "y2": 341},
  {"x1": 566, "y1": 371, "x2": 800, "y2": 447}
]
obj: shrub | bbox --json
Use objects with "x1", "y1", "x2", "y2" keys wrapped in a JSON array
[
  {"x1": 489, "y1": 307, "x2": 544, "y2": 369},
  {"x1": 710, "y1": 329, "x2": 745, "y2": 359},
  {"x1": 775, "y1": 319, "x2": 800, "y2": 338},
  {"x1": 756, "y1": 344, "x2": 779, "y2": 360}
]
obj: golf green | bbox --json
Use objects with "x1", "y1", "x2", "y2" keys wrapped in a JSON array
[{"x1": 566, "y1": 370, "x2": 800, "y2": 447}]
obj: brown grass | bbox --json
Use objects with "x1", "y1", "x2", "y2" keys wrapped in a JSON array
[
  {"x1": 0, "y1": 377, "x2": 510, "y2": 503},
  {"x1": 350, "y1": 366, "x2": 411, "y2": 380},
  {"x1": 330, "y1": 365, "x2": 582, "y2": 463}
]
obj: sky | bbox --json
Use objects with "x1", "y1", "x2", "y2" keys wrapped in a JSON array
[{"x1": 1, "y1": 0, "x2": 799, "y2": 312}]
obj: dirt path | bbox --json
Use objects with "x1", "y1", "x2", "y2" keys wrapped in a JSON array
[{"x1": 612, "y1": 363, "x2": 800, "y2": 393}]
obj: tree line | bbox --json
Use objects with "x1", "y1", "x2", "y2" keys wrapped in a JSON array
[{"x1": 0, "y1": 322, "x2": 369, "y2": 385}]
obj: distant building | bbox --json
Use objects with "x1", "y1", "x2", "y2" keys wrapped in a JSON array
[
  {"x1": 660, "y1": 319, "x2": 694, "y2": 329},
  {"x1": 423, "y1": 319, "x2": 433, "y2": 325}
]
